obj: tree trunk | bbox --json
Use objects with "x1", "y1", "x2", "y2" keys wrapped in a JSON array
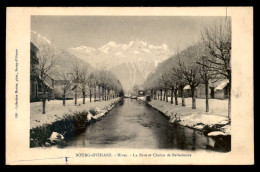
[
  {"x1": 83, "y1": 90, "x2": 85, "y2": 104},
  {"x1": 103, "y1": 87, "x2": 105, "y2": 101},
  {"x1": 42, "y1": 97, "x2": 46, "y2": 114},
  {"x1": 205, "y1": 82, "x2": 209, "y2": 112},
  {"x1": 174, "y1": 90, "x2": 178, "y2": 105},
  {"x1": 48, "y1": 92, "x2": 50, "y2": 101},
  {"x1": 94, "y1": 85, "x2": 96, "y2": 102},
  {"x1": 160, "y1": 90, "x2": 162, "y2": 101},
  {"x1": 90, "y1": 89, "x2": 92, "y2": 102},
  {"x1": 163, "y1": 90, "x2": 166, "y2": 101},
  {"x1": 191, "y1": 87, "x2": 196, "y2": 109},
  {"x1": 181, "y1": 89, "x2": 185, "y2": 106},
  {"x1": 75, "y1": 89, "x2": 77, "y2": 105},
  {"x1": 42, "y1": 82, "x2": 46, "y2": 114},
  {"x1": 166, "y1": 90, "x2": 168, "y2": 102},
  {"x1": 98, "y1": 86, "x2": 101, "y2": 101},
  {"x1": 171, "y1": 87, "x2": 174, "y2": 104},
  {"x1": 63, "y1": 90, "x2": 65, "y2": 106},
  {"x1": 104, "y1": 88, "x2": 107, "y2": 101}
]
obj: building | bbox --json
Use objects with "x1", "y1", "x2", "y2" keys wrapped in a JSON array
[
  {"x1": 30, "y1": 42, "x2": 39, "y2": 102},
  {"x1": 183, "y1": 85, "x2": 193, "y2": 98},
  {"x1": 210, "y1": 79, "x2": 230, "y2": 99},
  {"x1": 184, "y1": 79, "x2": 230, "y2": 100},
  {"x1": 30, "y1": 42, "x2": 55, "y2": 102}
]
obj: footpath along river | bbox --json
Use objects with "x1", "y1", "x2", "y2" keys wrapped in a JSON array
[{"x1": 65, "y1": 98, "x2": 217, "y2": 151}]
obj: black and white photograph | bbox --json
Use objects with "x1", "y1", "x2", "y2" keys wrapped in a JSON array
[
  {"x1": 6, "y1": 7, "x2": 253, "y2": 165},
  {"x1": 30, "y1": 15, "x2": 231, "y2": 151}
]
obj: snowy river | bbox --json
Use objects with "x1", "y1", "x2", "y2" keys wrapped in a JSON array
[{"x1": 64, "y1": 98, "x2": 222, "y2": 151}]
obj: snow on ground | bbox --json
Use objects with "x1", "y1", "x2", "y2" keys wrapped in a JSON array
[
  {"x1": 208, "y1": 131, "x2": 227, "y2": 136},
  {"x1": 30, "y1": 98, "x2": 120, "y2": 129},
  {"x1": 147, "y1": 98, "x2": 231, "y2": 135},
  {"x1": 170, "y1": 97, "x2": 228, "y2": 117},
  {"x1": 49, "y1": 132, "x2": 64, "y2": 143},
  {"x1": 179, "y1": 114, "x2": 228, "y2": 127},
  {"x1": 149, "y1": 97, "x2": 228, "y2": 117},
  {"x1": 137, "y1": 96, "x2": 146, "y2": 101}
]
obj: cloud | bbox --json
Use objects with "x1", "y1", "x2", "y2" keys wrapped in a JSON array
[
  {"x1": 68, "y1": 40, "x2": 172, "y2": 68},
  {"x1": 132, "y1": 50, "x2": 139, "y2": 54},
  {"x1": 115, "y1": 52, "x2": 123, "y2": 56},
  {"x1": 142, "y1": 48, "x2": 151, "y2": 53},
  {"x1": 31, "y1": 30, "x2": 51, "y2": 44},
  {"x1": 98, "y1": 46, "x2": 110, "y2": 53},
  {"x1": 42, "y1": 36, "x2": 51, "y2": 44},
  {"x1": 107, "y1": 41, "x2": 117, "y2": 47},
  {"x1": 69, "y1": 46, "x2": 96, "y2": 54}
]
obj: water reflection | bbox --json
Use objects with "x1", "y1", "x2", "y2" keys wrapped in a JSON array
[{"x1": 65, "y1": 98, "x2": 216, "y2": 151}]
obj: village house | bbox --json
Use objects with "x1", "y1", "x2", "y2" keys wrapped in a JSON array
[
  {"x1": 30, "y1": 42, "x2": 55, "y2": 102},
  {"x1": 183, "y1": 79, "x2": 230, "y2": 100},
  {"x1": 30, "y1": 42, "x2": 39, "y2": 102}
]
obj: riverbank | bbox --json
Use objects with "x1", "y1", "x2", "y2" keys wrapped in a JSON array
[
  {"x1": 30, "y1": 97, "x2": 121, "y2": 147},
  {"x1": 138, "y1": 97, "x2": 231, "y2": 136},
  {"x1": 138, "y1": 97, "x2": 231, "y2": 151}
]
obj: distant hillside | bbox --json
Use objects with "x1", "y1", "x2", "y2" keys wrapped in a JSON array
[
  {"x1": 31, "y1": 31, "x2": 94, "y2": 80},
  {"x1": 68, "y1": 39, "x2": 173, "y2": 92},
  {"x1": 53, "y1": 49, "x2": 94, "y2": 78}
]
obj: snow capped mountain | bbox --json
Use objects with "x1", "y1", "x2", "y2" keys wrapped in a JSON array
[
  {"x1": 31, "y1": 31, "x2": 94, "y2": 79},
  {"x1": 68, "y1": 40, "x2": 173, "y2": 92},
  {"x1": 68, "y1": 39, "x2": 172, "y2": 68},
  {"x1": 31, "y1": 30, "x2": 172, "y2": 92}
]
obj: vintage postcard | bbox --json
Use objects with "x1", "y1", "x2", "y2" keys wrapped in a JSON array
[{"x1": 6, "y1": 7, "x2": 254, "y2": 165}]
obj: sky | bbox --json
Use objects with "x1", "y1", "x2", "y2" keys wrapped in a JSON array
[{"x1": 31, "y1": 16, "x2": 222, "y2": 52}]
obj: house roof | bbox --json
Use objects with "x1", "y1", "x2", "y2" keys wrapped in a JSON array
[
  {"x1": 183, "y1": 85, "x2": 191, "y2": 90},
  {"x1": 183, "y1": 79, "x2": 229, "y2": 90},
  {"x1": 43, "y1": 80, "x2": 54, "y2": 89},
  {"x1": 214, "y1": 79, "x2": 229, "y2": 91}
]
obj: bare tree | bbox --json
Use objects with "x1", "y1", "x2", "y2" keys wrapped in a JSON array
[
  {"x1": 197, "y1": 54, "x2": 216, "y2": 112},
  {"x1": 72, "y1": 60, "x2": 84, "y2": 105},
  {"x1": 162, "y1": 72, "x2": 176, "y2": 104},
  {"x1": 98, "y1": 70, "x2": 110, "y2": 101},
  {"x1": 59, "y1": 72, "x2": 72, "y2": 106},
  {"x1": 178, "y1": 45, "x2": 201, "y2": 109},
  {"x1": 79, "y1": 65, "x2": 88, "y2": 104},
  {"x1": 172, "y1": 67, "x2": 187, "y2": 106},
  {"x1": 199, "y1": 18, "x2": 231, "y2": 118},
  {"x1": 87, "y1": 72, "x2": 95, "y2": 102},
  {"x1": 35, "y1": 43, "x2": 56, "y2": 114}
]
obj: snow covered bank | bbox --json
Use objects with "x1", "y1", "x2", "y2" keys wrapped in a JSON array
[
  {"x1": 148, "y1": 99, "x2": 231, "y2": 136},
  {"x1": 30, "y1": 98, "x2": 121, "y2": 147},
  {"x1": 31, "y1": 98, "x2": 120, "y2": 129}
]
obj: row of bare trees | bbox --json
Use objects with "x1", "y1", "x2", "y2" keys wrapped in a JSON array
[
  {"x1": 31, "y1": 32, "x2": 123, "y2": 114},
  {"x1": 58, "y1": 60, "x2": 124, "y2": 108},
  {"x1": 37, "y1": 58, "x2": 123, "y2": 114},
  {"x1": 144, "y1": 18, "x2": 231, "y2": 119}
]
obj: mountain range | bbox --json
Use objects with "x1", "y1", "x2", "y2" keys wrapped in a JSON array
[
  {"x1": 68, "y1": 40, "x2": 173, "y2": 93},
  {"x1": 31, "y1": 31, "x2": 173, "y2": 93}
]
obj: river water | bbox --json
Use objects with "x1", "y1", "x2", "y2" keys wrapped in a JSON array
[{"x1": 65, "y1": 98, "x2": 215, "y2": 151}]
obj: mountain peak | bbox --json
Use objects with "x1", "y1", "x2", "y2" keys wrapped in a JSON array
[{"x1": 68, "y1": 40, "x2": 173, "y2": 69}]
